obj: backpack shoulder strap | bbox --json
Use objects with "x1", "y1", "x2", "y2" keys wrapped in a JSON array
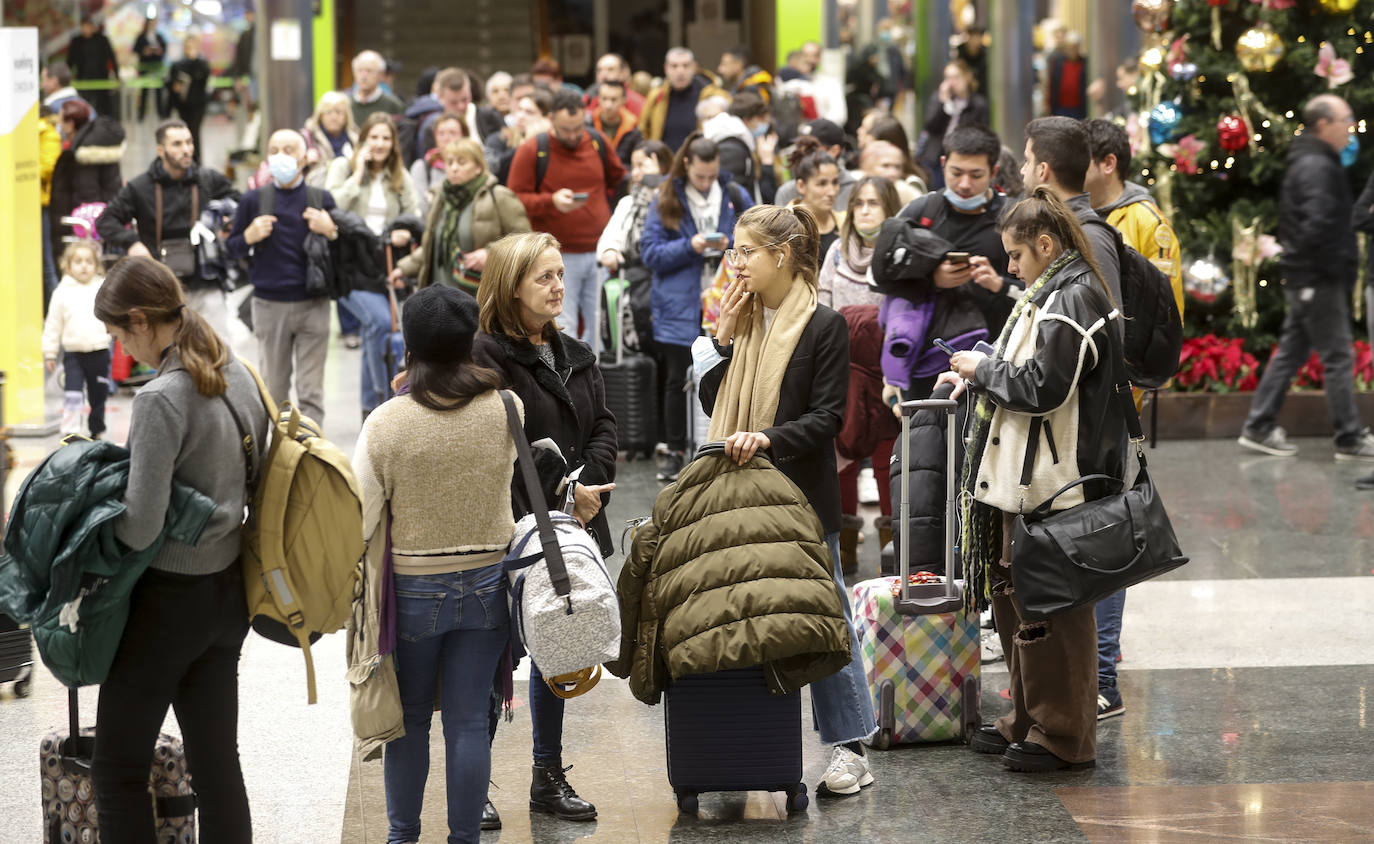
[
  {"x1": 535, "y1": 132, "x2": 551, "y2": 192},
  {"x1": 305, "y1": 186, "x2": 323, "y2": 210},
  {"x1": 154, "y1": 182, "x2": 163, "y2": 249},
  {"x1": 258, "y1": 183, "x2": 275, "y2": 217}
]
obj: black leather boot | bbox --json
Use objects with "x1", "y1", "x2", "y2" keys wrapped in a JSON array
[
  {"x1": 481, "y1": 797, "x2": 501, "y2": 830},
  {"x1": 529, "y1": 763, "x2": 597, "y2": 820}
]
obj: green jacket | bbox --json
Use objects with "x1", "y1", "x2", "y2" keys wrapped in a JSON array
[
  {"x1": 606, "y1": 452, "x2": 851, "y2": 704},
  {"x1": 0, "y1": 440, "x2": 217, "y2": 687}
]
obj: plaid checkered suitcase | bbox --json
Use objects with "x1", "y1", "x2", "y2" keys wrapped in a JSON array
[{"x1": 852, "y1": 398, "x2": 980, "y2": 748}]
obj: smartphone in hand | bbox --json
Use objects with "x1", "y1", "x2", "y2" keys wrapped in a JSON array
[
  {"x1": 571, "y1": 192, "x2": 590, "y2": 201},
  {"x1": 932, "y1": 337, "x2": 957, "y2": 355},
  {"x1": 704, "y1": 232, "x2": 727, "y2": 247},
  {"x1": 945, "y1": 251, "x2": 971, "y2": 265}
]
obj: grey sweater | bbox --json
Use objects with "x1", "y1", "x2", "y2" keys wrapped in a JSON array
[{"x1": 115, "y1": 352, "x2": 269, "y2": 575}]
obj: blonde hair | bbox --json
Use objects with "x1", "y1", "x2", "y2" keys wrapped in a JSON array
[
  {"x1": 59, "y1": 240, "x2": 101, "y2": 276},
  {"x1": 307, "y1": 91, "x2": 357, "y2": 140},
  {"x1": 478, "y1": 232, "x2": 562, "y2": 340},
  {"x1": 442, "y1": 138, "x2": 489, "y2": 176}
]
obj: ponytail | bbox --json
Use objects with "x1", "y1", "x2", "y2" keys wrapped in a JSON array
[
  {"x1": 997, "y1": 186, "x2": 1113, "y2": 305},
  {"x1": 657, "y1": 132, "x2": 719, "y2": 231},
  {"x1": 95, "y1": 256, "x2": 232, "y2": 397}
]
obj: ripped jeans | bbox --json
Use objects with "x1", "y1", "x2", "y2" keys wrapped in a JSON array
[{"x1": 989, "y1": 512, "x2": 1098, "y2": 764}]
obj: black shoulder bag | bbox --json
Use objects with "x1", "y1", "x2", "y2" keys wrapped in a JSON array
[{"x1": 1008, "y1": 348, "x2": 1188, "y2": 621}]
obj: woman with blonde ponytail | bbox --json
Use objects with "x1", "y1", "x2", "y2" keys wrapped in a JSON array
[
  {"x1": 698, "y1": 202, "x2": 879, "y2": 797},
  {"x1": 90, "y1": 256, "x2": 267, "y2": 840},
  {"x1": 940, "y1": 186, "x2": 1127, "y2": 774}
]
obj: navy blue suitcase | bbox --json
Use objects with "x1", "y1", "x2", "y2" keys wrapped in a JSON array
[{"x1": 663, "y1": 666, "x2": 809, "y2": 813}]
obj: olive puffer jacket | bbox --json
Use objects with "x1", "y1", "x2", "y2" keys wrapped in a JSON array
[
  {"x1": 606, "y1": 450, "x2": 852, "y2": 704},
  {"x1": 0, "y1": 440, "x2": 217, "y2": 687}
]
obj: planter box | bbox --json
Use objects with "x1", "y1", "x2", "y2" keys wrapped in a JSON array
[{"x1": 1147, "y1": 390, "x2": 1374, "y2": 440}]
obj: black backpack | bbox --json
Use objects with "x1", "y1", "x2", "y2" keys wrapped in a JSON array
[
  {"x1": 535, "y1": 129, "x2": 611, "y2": 191},
  {"x1": 1085, "y1": 218, "x2": 1183, "y2": 389}
]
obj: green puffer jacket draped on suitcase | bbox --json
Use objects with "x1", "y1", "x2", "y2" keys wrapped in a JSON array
[
  {"x1": 607, "y1": 451, "x2": 852, "y2": 704},
  {"x1": 0, "y1": 440, "x2": 217, "y2": 687}
]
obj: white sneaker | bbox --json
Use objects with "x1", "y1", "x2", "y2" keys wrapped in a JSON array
[
  {"x1": 980, "y1": 629, "x2": 1004, "y2": 664},
  {"x1": 818, "y1": 746, "x2": 874, "y2": 796}
]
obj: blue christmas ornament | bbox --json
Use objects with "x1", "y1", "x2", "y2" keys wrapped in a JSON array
[
  {"x1": 1149, "y1": 101, "x2": 1184, "y2": 146},
  {"x1": 1341, "y1": 132, "x2": 1360, "y2": 168}
]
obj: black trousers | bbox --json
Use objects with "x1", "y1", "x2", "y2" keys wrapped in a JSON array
[
  {"x1": 177, "y1": 106, "x2": 206, "y2": 164},
  {"x1": 657, "y1": 341, "x2": 694, "y2": 453},
  {"x1": 63, "y1": 349, "x2": 112, "y2": 436},
  {"x1": 92, "y1": 563, "x2": 252, "y2": 843}
]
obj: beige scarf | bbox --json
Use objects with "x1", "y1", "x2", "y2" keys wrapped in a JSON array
[{"x1": 708, "y1": 275, "x2": 818, "y2": 439}]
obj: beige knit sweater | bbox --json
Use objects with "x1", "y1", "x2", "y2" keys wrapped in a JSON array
[{"x1": 353, "y1": 390, "x2": 521, "y2": 574}]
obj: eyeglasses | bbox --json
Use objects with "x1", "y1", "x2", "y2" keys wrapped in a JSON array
[{"x1": 723, "y1": 242, "x2": 778, "y2": 267}]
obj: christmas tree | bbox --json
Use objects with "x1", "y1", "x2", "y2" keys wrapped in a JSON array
[{"x1": 1128, "y1": 0, "x2": 1373, "y2": 352}]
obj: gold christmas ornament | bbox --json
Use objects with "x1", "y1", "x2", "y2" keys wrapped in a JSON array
[
  {"x1": 1140, "y1": 44, "x2": 1167, "y2": 73},
  {"x1": 1319, "y1": 0, "x2": 1359, "y2": 13},
  {"x1": 1132, "y1": 0, "x2": 1173, "y2": 33},
  {"x1": 1237, "y1": 23, "x2": 1285, "y2": 73}
]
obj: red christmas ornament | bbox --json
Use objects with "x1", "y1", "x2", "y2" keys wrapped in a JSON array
[{"x1": 1217, "y1": 114, "x2": 1249, "y2": 152}]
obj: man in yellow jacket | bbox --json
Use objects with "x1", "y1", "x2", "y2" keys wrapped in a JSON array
[
  {"x1": 641, "y1": 47, "x2": 729, "y2": 153},
  {"x1": 1084, "y1": 119, "x2": 1184, "y2": 317},
  {"x1": 39, "y1": 106, "x2": 64, "y2": 311},
  {"x1": 1083, "y1": 117, "x2": 1185, "y2": 724}
]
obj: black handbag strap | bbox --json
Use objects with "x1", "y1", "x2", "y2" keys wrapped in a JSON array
[
  {"x1": 499, "y1": 390, "x2": 571, "y2": 598},
  {"x1": 1016, "y1": 321, "x2": 1148, "y2": 500}
]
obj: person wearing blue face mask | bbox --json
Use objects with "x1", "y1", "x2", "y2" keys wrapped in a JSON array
[
  {"x1": 227, "y1": 129, "x2": 340, "y2": 424},
  {"x1": 880, "y1": 123, "x2": 1021, "y2": 408}
]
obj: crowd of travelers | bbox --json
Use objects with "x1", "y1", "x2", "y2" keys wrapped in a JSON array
[{"x1": 15, "y1": 29, "x2": 1374, "y2": 844}]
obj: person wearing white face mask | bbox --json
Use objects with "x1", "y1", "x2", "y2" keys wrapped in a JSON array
[
  {"x1": 879, "y1": 123, "x2": 1021, "y2": 409},
  {"x1": 227, "y1": 129, "x2": 339, "y2": 424}
]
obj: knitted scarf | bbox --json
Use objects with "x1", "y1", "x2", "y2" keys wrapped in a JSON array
[
  {"x1": 957, "y1": 249, "x2": 1078, "y2": 613},
  {"x1": 432, "y1": 173, "x2": 488, "y2": 290},
  {"x1": 707, "y1": 275, "x2": 817, "y2": 440},
  {"x1": 836, "y1": 238, "x2": 874, "y2": 288}
]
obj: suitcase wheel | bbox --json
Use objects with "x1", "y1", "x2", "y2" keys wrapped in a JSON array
[
  {"x1": 870, "y1": 727, "x2": 892, "y2": 751},
  {"x1": 785, "y1": 783, "x2": 808, "y2": 813},
  {"x1": 675, "y1": 790, "x2": 698, "y2": 814}
]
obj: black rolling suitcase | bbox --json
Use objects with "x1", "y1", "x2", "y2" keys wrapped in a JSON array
[
  {"x1": 664, "y1": 666, "x2": 809, "y2": 814},
  {"x1": 599, "y1": 280, "x2": 658, "y2": 460}
]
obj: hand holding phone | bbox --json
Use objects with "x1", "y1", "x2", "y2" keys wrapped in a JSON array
[
  {"x1": 704, "y1": 232, "x2": 727, "y2": 247},
  {"x1": 945, "y1": 251, "x2": 971, "y2": 265},
  {"x1": 932, "y1": 337, "x2": 957, "y2": 355},
  {"x1": 571, "y1": 192, "x2": 590, "y2": 202}
]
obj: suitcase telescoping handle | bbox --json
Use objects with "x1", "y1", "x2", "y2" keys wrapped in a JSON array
[{"x1": 897, "y1": 398, "x2": 964, "y2": 615}]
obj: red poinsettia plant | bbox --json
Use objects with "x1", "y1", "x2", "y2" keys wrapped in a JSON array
[
  {"x1": 1174, "y1": 334, "x2": 1261, "y2": 392},
  {"x1": 1285, "y1": 341, "x2": 1374, "y2": 391}
]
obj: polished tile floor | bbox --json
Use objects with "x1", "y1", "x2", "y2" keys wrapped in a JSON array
[{"x1": 4, "y1": 118, "x2": 1373, "y2": 843}]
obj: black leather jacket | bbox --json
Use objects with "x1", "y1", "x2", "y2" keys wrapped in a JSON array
[{"x1": 969, "y1": 255, "x2": 1129, "y2": 508}]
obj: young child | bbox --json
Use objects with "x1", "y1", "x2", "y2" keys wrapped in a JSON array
[{"x1": 42, "y1": 241, "x2": 112, "y2": 438}]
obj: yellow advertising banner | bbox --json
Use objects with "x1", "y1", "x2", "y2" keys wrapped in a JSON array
[{"x1": 0, "y1": 28, "x2": 44, "y2": 428}]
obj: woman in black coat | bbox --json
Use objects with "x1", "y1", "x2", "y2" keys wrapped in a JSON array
[
  {"x1": 918, "y1": 60, "x2": 991, "y2": 188},
  {"x1": 471, "y1": 231, "x2": 616, "y2": 828},
  {"x1": 698, "y1": 204, "x2": 878, "y2": 798},
  {"x1": 50, "y1": 100, "x2": 125, "y2": 240}
]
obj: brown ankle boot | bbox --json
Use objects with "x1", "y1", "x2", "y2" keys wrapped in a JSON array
[
  {"x1": 875, "y1": 515, "x2": 893, "y2": 549},
  {"x1": 840, "y1": 514, "x2": 863, "y2": 574}
]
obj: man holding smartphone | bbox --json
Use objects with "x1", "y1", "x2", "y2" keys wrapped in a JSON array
[
  {"x1": 881, "y1": 124, "x2": 1021, "y2": 405},
  {"x1": 510, "y1": 89, "x2": 627, "y2": 351}
]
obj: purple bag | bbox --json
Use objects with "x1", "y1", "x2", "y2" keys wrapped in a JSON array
[{"x1": 378, "y1": 515, "x2": 397, "y2": 657}]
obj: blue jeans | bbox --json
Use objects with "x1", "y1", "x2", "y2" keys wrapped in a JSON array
[
  {"x1": 385, "y1": 565, "x2": 510, "y2": 844},
  {"x1": 41, "y1": 208, "x2": 58, "y2": 313},
  {"x1": 561, "y1": 251, "x2": 600, "y2": 354},
  {"x1": 811, "y1": 533, "x2": 879, "y2": 745},
  {"x1": 1096, "y1": 589, "x2": 1125, "y2": 689},
  {"x1": 337, "y1": 299, "x2": 361, "y2": 336},
  {"x1": 339, "y1": 290, "x2": 392, "y2": 414}
]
